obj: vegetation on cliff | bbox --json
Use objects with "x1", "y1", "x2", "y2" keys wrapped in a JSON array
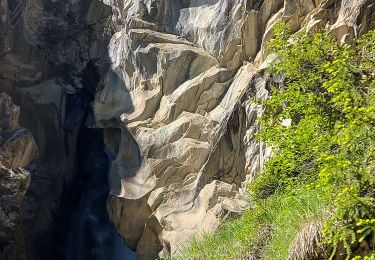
[{"x1": 179, "y1": 24, "x2": 375, "y2": 260}]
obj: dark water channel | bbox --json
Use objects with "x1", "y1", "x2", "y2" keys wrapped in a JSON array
[
  {"x1": 48, "y1": 62, "x2": 137, "y2": 260},
  {"x1": 52, "y1": 125, "x2": 137, "y2": 260}
]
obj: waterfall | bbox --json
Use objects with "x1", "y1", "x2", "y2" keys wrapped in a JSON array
[{"x1": 54, "y1": 126, "x2": 137, "y2": 260}]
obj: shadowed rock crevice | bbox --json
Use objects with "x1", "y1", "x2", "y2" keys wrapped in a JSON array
[
  {"x1": 0, "y1": 93, "x2": 37, "y2": 259},
  {"x1": 50, "y1": 114, "x2": 136, "y2": 260},
  {"x1": 17, "y1": 59, "x2": 137, "y2": 259},
  {"x1": 0, "y1": 0, "x2": 139, "y2": 259}
]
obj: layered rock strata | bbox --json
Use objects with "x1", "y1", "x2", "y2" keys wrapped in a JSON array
[{"x1": 101, "y1": 0, "x2": 375, "y2": 258}]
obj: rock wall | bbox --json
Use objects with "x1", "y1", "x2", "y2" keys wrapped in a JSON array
[
  {"x1": 0, "y1": 93, "x2": 38, "y2": 259},
  {"x1": 1, "y1": 0, "x2": 375, "y2": 259},
  {"x1": 0, "y1": 0, "x2": 113, "y2": 257},
  {"x1": 99, "y1": 0, "x2": 374, "y2": 258}
]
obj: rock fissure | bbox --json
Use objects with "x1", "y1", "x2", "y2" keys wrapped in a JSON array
[{"x1": 1, "y1": 0, "x2": 141, "y2": 259}]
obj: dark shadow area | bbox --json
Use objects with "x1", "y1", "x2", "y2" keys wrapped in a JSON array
[
  {"x1": 51, "y1": 125, "x2": 137, "y2": 260},
  {"x1": 33, "y1": 62, "x2": 137, "y2": 260},
  {"x1": 1, "y1": 0, "x2": 138, "y2": 258},
  {"x1": 48, "y1": 61, "x2": 136, "y2": 260}
]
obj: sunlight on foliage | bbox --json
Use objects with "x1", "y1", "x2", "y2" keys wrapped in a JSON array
[
  {"x1": 177, "y1": 24, "x2": 375, "y2": 260},
  {"x1": 253, "y1": 23, "x2": 375, "y2": 259}
]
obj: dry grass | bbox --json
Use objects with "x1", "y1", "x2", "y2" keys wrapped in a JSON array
[{"x1": 287, "y1": 220, "x2": 325, "y2": 260}]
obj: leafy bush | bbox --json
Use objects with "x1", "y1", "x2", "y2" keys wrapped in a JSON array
[
  {"x1": 176, "y1": 24, "x2": 375, "y2": 260},
  {"x1": 252, "y1": 23, "x2": 375, "y2": 259}
]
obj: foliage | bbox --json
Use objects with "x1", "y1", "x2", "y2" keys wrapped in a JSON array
[
  {"x1": 176, "y1": 24, "x2": 375, "y2": 260},
  {"x1": 212, "y1": 48, "x2": 220, "y2": 58},
  {"x1": 251, "y1": 23, "x2": 375, "y2": 259}
]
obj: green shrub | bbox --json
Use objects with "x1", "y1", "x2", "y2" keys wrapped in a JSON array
[
  {"x1": 175, "y1": 24, "x2": 375, "y2": 260},
  {"x1": 254, "y1": 23, "x2": 375, "y2": 259}
]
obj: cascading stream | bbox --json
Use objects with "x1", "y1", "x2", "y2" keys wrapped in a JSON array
[
  {"x1": 45, "y1": 63, "x2": 137, "y2": 260},
  {"x1": 52, "y1": 126, "x2": 136, "y2": 260},
  {"x1": 1, "y1": 0, "x2": 141, "y2": 258}
]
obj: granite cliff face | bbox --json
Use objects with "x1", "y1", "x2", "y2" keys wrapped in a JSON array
[
  {"x1": 101, "y1": 0, "x2": 375, "y2": 258},
  {"x1": 0, "y1": 0, "x2": 374, "y2": 259}
]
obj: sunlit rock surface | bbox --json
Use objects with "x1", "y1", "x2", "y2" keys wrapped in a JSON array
[{"x1": 99, "y1": 0, "x2": 375, "y2": 258}]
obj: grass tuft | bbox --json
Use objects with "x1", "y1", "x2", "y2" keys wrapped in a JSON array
[{"x1": 176, "y1": 188, "x2": 328, "y2": 260}]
